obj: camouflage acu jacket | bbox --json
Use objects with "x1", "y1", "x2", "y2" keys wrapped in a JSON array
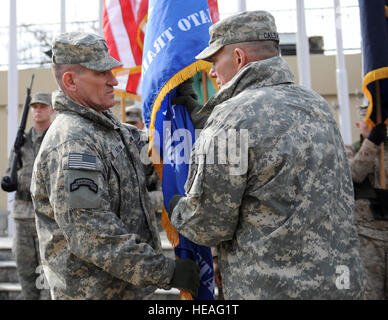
[
  {"x1": 171, "y1": 56, "x2": 366, "y2": 299},
  {"x1": 346, "y1": 139, "x2": 388, "y2": 241},
  {"x1": 30, "y1": 91, "x2": 175, "y2": 299},
  {"x1": 5, "y1": 127, "x2": 46, "y2": 219}
]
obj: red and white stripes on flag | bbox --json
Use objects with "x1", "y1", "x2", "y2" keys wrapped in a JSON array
[
  {"x1": 103, "y1": 0, "x2": 148, "y2": 98},
  {"x1": 103, "y1": 0, "x2": 219, "y2": 100}
]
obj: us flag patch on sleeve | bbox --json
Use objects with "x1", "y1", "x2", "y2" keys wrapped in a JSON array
[{"x1": 68, "y1": 153, "x2": 97, "y2": 170}]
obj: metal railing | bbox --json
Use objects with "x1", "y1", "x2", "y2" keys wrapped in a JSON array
[
  {"x1": 0, "y1": 20, "x2": 99, "y2": 69},
  {"x1": 0, "y1": 4, "x2": 361, "y2": 69}
]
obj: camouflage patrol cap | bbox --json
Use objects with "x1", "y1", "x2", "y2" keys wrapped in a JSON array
[
  {"x1": 52, "y1": 32, "x2": 122, "y2": 71},
  {"x1": 30, "y1": 92, "x2": 52, "y2": 106},
  {"x1": 196, "y1": 10, "x2": 279, "y2": 61},
  {"x1": 126, "y1": 105, "x2": 143, "y2": 123}
]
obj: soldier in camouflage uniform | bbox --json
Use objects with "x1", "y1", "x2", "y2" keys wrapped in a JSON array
[
  {"x1": 125, "y1": 104, "x2": 164, "y2": 230},
  {"x1": 345, "y1": 105, "x2": 388, "y2": 300},
  {"x1": 168, "y1": 11, "x2": 366, "y2": 299},
  {"x1": 30, "y1": 32, "x2": 199, "y2": 300},
  {"x1": 2, "y1": 92, "x2": 53, "y2": 300},
  {"x1": 126, "y1": 104, "x2": 145, "y2": 131}
]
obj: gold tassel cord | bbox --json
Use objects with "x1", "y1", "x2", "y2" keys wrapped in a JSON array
[
  {"x1": 137, "y1": 14, "x2": 148, "y2": 51},
  {"x1": 361, "y1": 66, "x2": 388, "y2": 129}
]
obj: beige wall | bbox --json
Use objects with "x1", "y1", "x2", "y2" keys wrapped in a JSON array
[{"x1": 0, "y1": 53, "x2": 363, "y2": 211}]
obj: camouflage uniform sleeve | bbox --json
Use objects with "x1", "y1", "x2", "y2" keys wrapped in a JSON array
[
  {"x1": 121, "y1": 123, "x2": 154, "y2": 179},
  {"x1": 41, "y1": 139, "x2": 175, "y2": 289},
  {"x1": 170, "y1": 133, "x2": 246, "y2": 247},
  {"x1": 347, "y1": 139, "x2": 379, "y2": 183}
]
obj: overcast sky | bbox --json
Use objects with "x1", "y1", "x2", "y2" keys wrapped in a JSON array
[{"x1": 0, "y1": 0, "x2": 361, "y2": 68}]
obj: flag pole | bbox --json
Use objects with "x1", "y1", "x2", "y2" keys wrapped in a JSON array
[
  {"x1": 60, "y1": 0, "x2": 66, "y2": 33},
  {"x1": 375, "y1": 80, "x2": 386, "y2": 188},
  {"x1": 98, "y1": 0, "x2": 104, "y2": 36},
  {"x1": 237, "y1": 0, "x2": 246, "y2": 12},
  {"x1": 201, "y1": 71, "x2": 208, "y2": 103},
  {"x1": 8, "y1": 0, "x2": 18, "y2": 237},
  {"x1": 121, "y1": 95, "x2": 126, "y2": 123},
  {"x1": 296, "y1": 0, "x2": 312, "y2": 89},
  {"x1": 333, "y1": 0, "x2": 352, "y2": 145}
]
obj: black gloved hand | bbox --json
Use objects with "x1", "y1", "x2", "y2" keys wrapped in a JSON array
[
  {"x1": 370, "y1": 188, "x2": 388, "y2": 220},
  {"x1": 1, "y1": 176, "x2": 17, "y2": 192},
  {"x1": 171, "y1": 78, "x2": 202, "y2": 113},
  {"x1": 170, "y1": 258, "x2": 200, "y2": 297},
  {"x1": 176, "y1": 78, "x2": 198, "y2": 100},
  {"x1": 167, "y1": 194, "x2": 183, "y2": 220},
  {"x1": 367, "y1": 123, "x2": 387, "y2": 145},
  {"x1": 374, "y1": 188, "x2": 388, "y2": 208},
  {"x1": 14, "y1": 134, "x2": 26, "y2": 151}
]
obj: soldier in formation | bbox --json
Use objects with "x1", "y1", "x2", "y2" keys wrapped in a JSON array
[
  {"x1": 125, "y1": 104, "x2": 146, "y2": 131},
  {"x1": 346, "y1": 105, "x2": 388, "y2": 300},
  {"x1": 2, "y1": 92, "x2": 53, "y2": 300}
]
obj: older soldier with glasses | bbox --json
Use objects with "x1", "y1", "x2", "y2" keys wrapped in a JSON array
[{"x1": 30, "y1": 32, "x2": 199, "y2": 300}]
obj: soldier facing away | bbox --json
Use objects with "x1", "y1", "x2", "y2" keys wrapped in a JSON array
[
  {"x1": 167, "y1": 10, "x2": 366, "y2": 299},
  {"x1": 30, "y1": 32, "x2": 199, "y2": 299},
  {"x1": 2, "y1": 92, "x2": 54, "y2": 300}
]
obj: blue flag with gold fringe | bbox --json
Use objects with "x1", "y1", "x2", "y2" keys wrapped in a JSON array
[
  {"x1": 141, "y1": 0, "x2": 215, "y2": 300},
  {"x1": 359, "y1": 0, "x2": 388, "y2": 127}
]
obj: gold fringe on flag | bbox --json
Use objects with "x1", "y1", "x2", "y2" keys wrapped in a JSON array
[
  {"x1": 148, "y1": 60, "x2": 212, "y2": 160},
  {"x1": 147, "y1": 60, "x2": 212, "y2": 300},
  {"x1": 362, "y1": 66, "x2": 388, "y2": 128}
]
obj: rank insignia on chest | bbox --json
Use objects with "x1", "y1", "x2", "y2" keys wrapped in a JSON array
[
  {"x1": 68, "y1": 153, "x2": 97, "y2": 170},
  {"x1": 70, "y1": 178, "x2": 98, "y2": 193}
]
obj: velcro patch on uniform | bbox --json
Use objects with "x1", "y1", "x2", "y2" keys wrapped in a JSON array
[
  {"x1": 112, "y1": 142, "x2": 124, "y2": 158},
  {"x1": 70, "y1": 178, "x2": 98, "y2": 193},
  {"x1": 68, "y1": 153, "x2": 97, "y2": 170}
]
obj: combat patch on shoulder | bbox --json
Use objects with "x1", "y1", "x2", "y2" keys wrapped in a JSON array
[
  {"x1": 67, "y1": 170, "x2": 101, "y2": 209},
  {"x1": 68, "y1": 153, "x2": 97, "y2": 170},
  {"x1": 70, "y1": 178, "x2": 98, "y2": 193}
]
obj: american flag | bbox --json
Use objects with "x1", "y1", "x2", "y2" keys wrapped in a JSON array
[
  {"x1": 102, "y1": 0, "x2": 219, "y2": 100},
  {"x1": 103, "y1": 0, "x2": 148, "y2": 98},
  {"x1": 68, "y1": 153, "x2": 97, "y2": 170}
]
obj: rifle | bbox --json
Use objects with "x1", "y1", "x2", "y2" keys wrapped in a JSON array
[{"x1": 1, "y1": 74, "x2": 35, "y2": 192}]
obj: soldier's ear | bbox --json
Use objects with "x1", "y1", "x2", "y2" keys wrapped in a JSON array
[
  {"x1": 233, "y1": 47, "x2": 247, "y2": 72},
  {"x1": 62, "y1": 71, "x2": 77, "y2": 92}
]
